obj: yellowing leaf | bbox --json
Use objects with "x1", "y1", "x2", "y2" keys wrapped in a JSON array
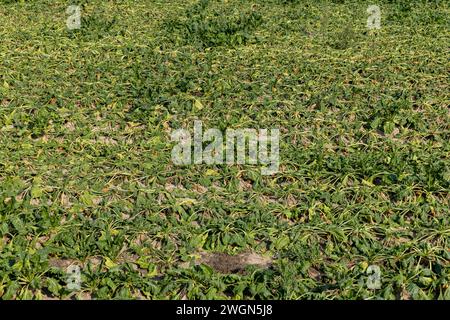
[
  {"x1": 31, "y1": 185, "x2": 43, "y2": 198},
  {"x1": 205, "y1": 169, "x2": 219, "y2": 176},
  {"x1": 104, "y1": 257, "x2": 118, "y2": 269},
  {"x1": 360, "y1": 261, "x2": 369, "y2": 271},
  {"x1": 80, "y1": 192, "x2": 95, "y2": 206},
  {"x1": 362, "y1": 179, "x2": 374, "y2": 187},
  {"x1": 194, "y1": 99, "x2": 204, "y2": 111},
  {"x1": 146, "y1": 264, "x2": 158, "y2": 277},
  {"x1": 178, "y1": 198, "x2": 198, "y2": 206}
]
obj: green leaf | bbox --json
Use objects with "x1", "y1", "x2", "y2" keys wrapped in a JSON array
[
  {"x1": 31, "y1": 185, "x2": 43, "y2": 198},
  {"x1": 46, "y1": 278, "x2": 61, "y2": 296}
]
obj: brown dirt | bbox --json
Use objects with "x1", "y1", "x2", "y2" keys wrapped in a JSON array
[{"x1": 197, "y1": 251, "x2": 272, "y2": 274}]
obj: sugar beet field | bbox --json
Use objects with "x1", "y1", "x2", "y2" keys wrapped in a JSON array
[{"x1": 0, "y1": 0, "x2": 449, "y2": 300}]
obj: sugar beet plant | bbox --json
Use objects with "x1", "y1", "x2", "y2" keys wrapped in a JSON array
[
  {"x1": 163, "y1": 0, "x2": 263, "y2": 47},
  {"x1": 0, "y1": 0, "x2": 449, "y2": 300}
]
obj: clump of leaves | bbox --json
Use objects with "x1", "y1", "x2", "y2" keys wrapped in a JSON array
[
  {"x1": 163, "y1": 0, "x2": 263, "y2": 48},
  {"x1": 66, "y1": 4, "x2": 119, "y2": 40},
  {"x1": 328, "y1": 24, "x2": 358, "y2": 50}
]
